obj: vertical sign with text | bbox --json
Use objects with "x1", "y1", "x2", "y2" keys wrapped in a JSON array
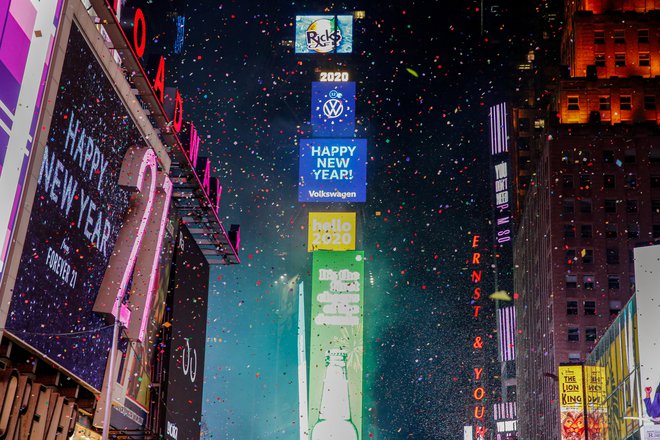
[
  {"x1": 558, "y1": 365, "x2": 586, "y2": 440},
  {"x1": 309, "y1": 251, "x2": 364, "y2": 440}
]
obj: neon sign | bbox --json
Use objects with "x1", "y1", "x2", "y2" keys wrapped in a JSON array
[{"x1": 469, "y1": 235, "x2": 488, "y2": 439}]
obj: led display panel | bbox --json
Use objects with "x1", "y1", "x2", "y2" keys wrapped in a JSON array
[
  {"x1": 0, "y1": 0, "x2": 64, "y2": 282},
  {"x1": 298, "y1": 138, "x2": 366, "y2": 203},
  {"x1": 308, "y1": 212, "x2": 356, "y2": 252},
  {"x1": 311, "y1": 81, "x2": 356, "y2": 137},
  {"x1": 309, "y1": 251, "x2": 364, "y2": 440},
  {"x1": 295, "y1": 15, "x2": 353, "y2": 54},
  {"x1": 5, "y1": 23, "x2": 144, "y2": 391}
]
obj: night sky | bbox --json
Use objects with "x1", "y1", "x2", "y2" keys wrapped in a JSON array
[{"x1": 163, "y1": 0, "x2": 536, "y2": 438}]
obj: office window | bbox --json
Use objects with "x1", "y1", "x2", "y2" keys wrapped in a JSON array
[
  {"x1": 568, "y1": 96, "x2": 580, "y2": 111},
  {"x1": 650, "y1": 149, "x2": 660, "y2": 164},
  {"x1": 594, "y1": 30, "x2": 605, "y2": 44},
  {"x1": 563, "y1": 199, "x2": 575, "y2": 214},
  {"x1": 603, "y1": 150, "x2": 615, "y2": 163},
  {"x1": 583, "y1": 249, "x2": 594, "y2": 264},
  {"x1": 653, "y1": 200, "x2": 660, "y2": 213},
  {"x1": 567, "y1": 301, "x2": 578, "y2": 315},
  {"x1": 563, "y1": 175, "x2": 574, "y2": 189},
  {"x1": 607, "y1": 248, "x2": 619, "y2": 264},
  {"x1": 566, "y1": 249, "x2": 576, "y2": 264},
  {"x1": 586, "y1": 328, "x2": 598, "y2": 342},
  {"x1": 565, "y1": 224, "x2": 576, "y2": 238},
  {"x1": 610, "y1": 300, "x2": 622, "y2": 316},
  {"x1": 568, "y1": 353, "x2": 581, "y2": 363},
  {"x1": 566, "y1": 275, "x2": 578, "y2": 289},
  {"x1": 654, "y1": 224, "x2": 660, "y2": 239},
  {"x1": 620, "y1": 95, "x2": 632, "y2": 110},
  {"x1": 580, "y1": 199, "x2": 592, "y2": 213},
  {"x1": 627, "y1": 200, "x2": 638, "y2": 213},
  {"x1": 628, "y1": 224, "x2": 640, "y2": 239},
  {"x1": 645, "y1": 95, "x2": 656, "y2": 110},
  {"x1": 604, "y1": 174, "x2": 615, "y2": 189},
  {"x1": 614, "y1": 30, "x2": 625, "y2": 44},
  {"x1": 626, "y1": 174, "x2": 637, "y2": 189},
  {"x1": 615, "y1": 53, "x2": 626, "y2": 67},
  {"x1": 568, "y1": 328, "x2": 580, "y2": 342},
  {"x1": 625, "y1": 149, "x2": 636, "y2": 163},
  {"x1": 581, "y1": 224, "x2": 593, "y2": 239},
  {"x1": 608, "y1": 275, "x2": 620, "y2": 290},
  {"x1": 595, "y1": 53, "x2": 606, "y2": 67},
  {"x1": 652, "y1": 176, "x2": 660, "y2": 188},
  {"x1": 630, "y1": 276, "x2": 636, "y2": 291},
  {"x1": 579, "y1": 174, "x2": 592, "y2": 188},
  {"x1": 584, "y1": 301, "x2": 596, "y2": 315},
  {"x1": 605, "y1": 199, "x2": 617, "y2": 213},
  {"x1": 640, "y1": 52, "x2": 651, "y2": 67},
  {"x1": 584, "y1": 275, "x2": 595, "y2": 290},
  {"x1": 605, "y1": 223, "x2": 617, "y2": 238},
  {"x1": 639, "y1": 29, "x2": 650, "y2": 44}
]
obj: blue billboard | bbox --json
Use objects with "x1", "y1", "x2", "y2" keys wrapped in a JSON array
[
  {"x1": 311, "y1": 81, "x2": 356, "y2": 137},
  {"x1": 295, "y1": 15, "x2": 353, "y2": 54},
  {"x1": 298, "y1": 138, "x2": 366, "y2": 203}
]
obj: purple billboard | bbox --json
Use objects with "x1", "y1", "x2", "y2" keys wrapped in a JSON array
[{"x1": 0, "y1": 0, "x2": 64, "y2": 283}]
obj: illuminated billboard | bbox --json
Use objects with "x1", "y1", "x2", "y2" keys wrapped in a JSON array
[
  {"x1": 308, "y1": 212, "x2": 356, "y2": 252},
  {"x1": 298, "y1": 138, "x2": 367, "y2": 203},
  {"x1": 0, "y1": 0, "x2": 64, "y2": 282},
  {"x1": 559, "y1": 365, "x2": 586, "y2": 440},
  {"x1": 309, "y1": 251, "x2": 364, "y2": 439},
  {"x1": 295, "y1": 15, "x2": 353, "y2": 54},
  {"x1": 4, "y1": 23, "x2": 145, "y2": 391},
  {"x1": 634, "y1": 245, "x2": 660, "y2": 439},
  {"x1": 161, "y1": 224, "x2": 209, "y2": 440},
  {"x1": 311, "y1": 81, "x2": 356, "y2": 137},
  {"x1": 584, "y1": 366, "x2": 607, "y2": 440}
]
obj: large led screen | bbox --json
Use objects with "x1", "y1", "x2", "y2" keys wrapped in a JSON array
[
  {"x1": 298, "y1": 138, "x2": 366, "y2": 203},
  {"x1": 309, "y1": 251, "x2": 364, "y2": 439},
  {"x1": 308, "y1": 212, "x2": 356, "y2": 252},
  {"x1": 162, "y1": 224, "x2": 209, "y2": 440},
  {"x1": 311, "y1": 81, "x2": 356, "y2": 137},
  {"x1": 5, "y1": 23, "x2": 144, "y2": 391},
  {"x1": 0, "y1": 0, "x2": 63, "y2": 282},
  {"x1": 295, "y1": 15, "x2": 353, "y2": 54}
]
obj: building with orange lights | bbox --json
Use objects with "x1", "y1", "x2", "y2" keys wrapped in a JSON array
[{"x1": 512, "y1": 1, "x2": 660, "y2": 439}]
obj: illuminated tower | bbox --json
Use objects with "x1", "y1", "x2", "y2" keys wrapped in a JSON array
[{"x1": 513, "y1": 1, "x2": 660, "y2": 439}]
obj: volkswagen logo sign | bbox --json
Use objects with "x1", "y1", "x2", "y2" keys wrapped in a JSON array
[{"x1": 322, "y1": 90, "x2": 344, "y2": 119}]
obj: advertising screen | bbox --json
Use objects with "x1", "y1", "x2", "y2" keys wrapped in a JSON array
[
  {"x1": 0, "y1": 0, "x2": 64, "y2": 282},
  {"x1": 162, "y1": 224, "x2": 209, "y2": 440},
  {"x1": 311, "y1": 81, "x2": 356, "y2": 137},
  {"x1": 5, "y1": 23, "x2": 144, "y2": 391},
  {"x1": 584, "y1": 366, "x2": 607, "y2": 440},
  {"x1": 298, "y1": 138, "x2": 367, "y2": 203},
  {"x1": 634, "y1": 245, "x2": 660, "y2": 439},
  {"x1": 558, "y1": 365, "x2": 586, "y2": 440},
  {"x1": 295, "y1": 15, "x2": 353, "y2": 54},
  {"x1": 308, "y1": 212, "x2": 356, "y2": 252},
  {"x1": 309, "y1": 251, "x2": 364, "y2": 439}
]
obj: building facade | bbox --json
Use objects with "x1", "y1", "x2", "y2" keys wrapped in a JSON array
[{"x1": 513, "y1": 1, "x2": 660, "y2": 438}]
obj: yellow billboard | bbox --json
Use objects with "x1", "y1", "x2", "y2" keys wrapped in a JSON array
[
  {"x1": 559, "y1": 365, "x2": 586, "y2": 440},
  {"x1": 308, "y1": 212, "x2": 356, "y2": 251}
]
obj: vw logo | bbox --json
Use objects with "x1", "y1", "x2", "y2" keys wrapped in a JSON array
[
  {"x1": 323, "y1": 98, "x2": 344, "y2": 119},
  {"x1": 182, "y1": 338, "x2": 197, "y2": 383}
]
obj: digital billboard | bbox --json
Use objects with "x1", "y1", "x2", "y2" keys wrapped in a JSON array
[
  {"x1": 559, "y1": 365, "x2": 586, "y2": 440},
  {"x1": 295, "y1": 15, "x2": 353, "y2": 54},
  {"x1": 0, "y1": 0, "x2": 64, "y2": 283},
  {"x1": 309, "y1": 251, "x2": 364, "y2": 439},
  {"x1": 162, "y1": 224, "x2": 209, "y2": 440},
  {"x1": 584, "y1": 366, "x2": 607, "y2": 440},
  {"x1": 308, "y1": 212, "x2": 356, "y2": 252},
  {"x1": 298, "y1": 138, "x2": 366, "y2": 203},
  {"x1": 5, "y1": 23, "x2": 145, "y2": 391},
  {"x1": 311, "y1": 81, "x2": 356, "y2": 137},
  {"x1": 634, "y1": 245, "x2": 660, "y2": 439}
]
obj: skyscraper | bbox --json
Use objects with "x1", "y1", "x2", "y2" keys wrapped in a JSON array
[{"x1": 513, "y1": 1, "x2": 660, "y2": 438}]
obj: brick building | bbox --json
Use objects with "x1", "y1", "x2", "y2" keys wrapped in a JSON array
[{"x1": 513, "y1": 1, "x2": 660, "y2": 439}]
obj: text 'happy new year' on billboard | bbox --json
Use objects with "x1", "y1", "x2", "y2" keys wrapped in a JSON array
[{"x1": 298, "y1": 138, "x2": 366, "y2": 203}]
